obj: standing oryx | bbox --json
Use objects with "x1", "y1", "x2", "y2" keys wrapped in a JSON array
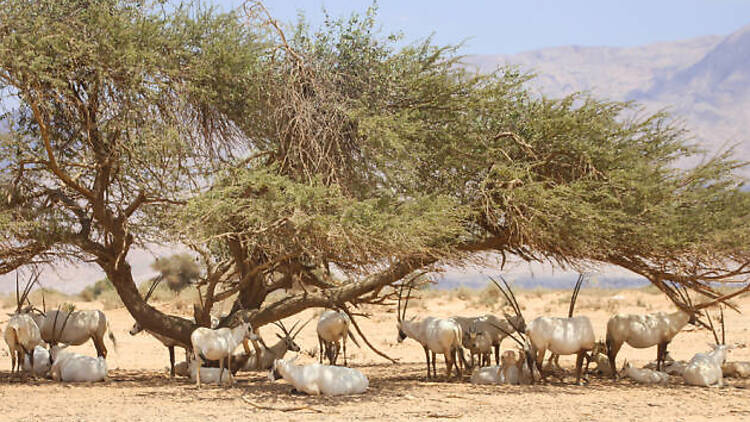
[
  {"x1": 128, "y1": 276, "x2": 218, "y2": 377},
  {"x1": 37, "y1": 306, "x2": 116, "y2": 358},
  {"x1": 451, "y1": 314, "x2": 518, "y2": 367},
  {"x1": 4, "y1": 272, "x2": 44, "y2": 376},
  {"x1": 605, "y1": 283, "x2": 744, "y2": 376},
  {"x1": 317, "y1": 309, "x2": 359, "y2": 366},
  {"x1": 491, "y1": 275, "x2": 595, "y2": 385},
  {"x1": 395, "y1": 281, "x2": 465, "y2": 380}
]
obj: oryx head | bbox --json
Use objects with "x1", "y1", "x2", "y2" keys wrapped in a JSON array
[{"x1": 272, "y1": 318, "x2": 311, "y2": 352}]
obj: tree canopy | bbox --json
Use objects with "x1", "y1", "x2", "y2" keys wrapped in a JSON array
[{"x1": 1, "y1": 0, "x2": 748, "y2": 345}]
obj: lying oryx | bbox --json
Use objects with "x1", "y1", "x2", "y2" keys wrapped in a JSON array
[
  {"x1": 683, "y1": 308, "x2": 731, "y2": 387},
  {"x1": 239, "y1": 319, "x2": 309, "y2": 371},
  {"x1": 269, "y1": 356, "x2": 369, "y2": 395},
  {"x1": 49, "y1": 344, "x2": 108, "y2": 383}
]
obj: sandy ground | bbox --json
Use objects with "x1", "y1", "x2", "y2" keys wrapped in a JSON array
[{"x1": 1, "y1": 287, "x2": 749, "y2": 421}]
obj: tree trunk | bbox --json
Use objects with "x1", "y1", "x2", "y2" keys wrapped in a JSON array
[{"x1": 103, "y1": 259, "x2": 195, "y2": 346}]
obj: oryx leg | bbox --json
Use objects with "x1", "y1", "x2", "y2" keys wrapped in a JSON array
[
  {"x1": 445, "y1": 350, "x2": 453, "y2": 379},
  {"x1": 494, "y1": 343, "x2": 500, "y2": 366},
  {"x1": 318, "y1": 336, "x2": 324, "y2": 364},
  {"x1": 423, "y1": 346, "x2": 431, "y2": 379},
  {"x1": 431, "y1": 351, "x2": 437, "y2": 379},
  {"x1": 93, "y1": 336, "x2": 107, "y2": 358},
  {"x1": 656, "y1": 342, "x2": 669, "y2": 372},
  {"x1": 535, "y1": 347, "x2": 548, "y2": 381},
  {"x1": 194, "y1": 351, "x2": 202, "y2": 388},
  {"x1": 218, "y1": 356, "x2": 225, "y2": 385},
  {"x1": 606, "y1": 337, "x2": 622, "y2": 380},
  {"x1": 343, "y1": 336, "x2": 348, "y2": 367},
  {"x1": 456, "y1": 347, "x2": 464, "y2": 379},
  {"x1": 227, "y1": 355, "x2": 233, "y2": 386},
  {"x1": 575, "y1": 351, "x2": 586, "y2": 385},
  {"x1": 10, "y1": 349, "x2": 16, "y2": 374},
  {"x1": 168, "y1": 346, "x2": 176, "y2": 378}
]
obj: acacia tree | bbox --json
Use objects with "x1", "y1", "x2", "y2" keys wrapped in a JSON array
[{"x1": 1, "y1": 1, "x2": 749, "y2": 347}]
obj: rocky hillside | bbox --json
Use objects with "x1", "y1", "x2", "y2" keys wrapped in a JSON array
[{"x1": 466, "y1": 24, "x2": 750, "y2": 170}]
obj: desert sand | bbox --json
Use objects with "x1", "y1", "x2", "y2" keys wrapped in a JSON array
[{"x1": 1, "y1": 287, "x2": 749, "y2": 421}]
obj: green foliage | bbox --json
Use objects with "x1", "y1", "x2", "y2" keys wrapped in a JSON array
[
  {"x1": 151, "y1": 253, "x2": 200, "y2": 291},
  {"x1": 80, "y1": 278, "x2": 115, "y2": 302},
  {"x1": 0, "y1": 0, "x2": 747, "y2": 315}
]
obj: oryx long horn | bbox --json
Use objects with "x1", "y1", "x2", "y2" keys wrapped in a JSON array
[
  {"x1": 292, "y1": 317, "x2": 313, "y2": 338},
  {"x1": 705, "y1": 310, "x2": 720, "y2": 345},
  {"x1": 489, "y1": 275, "x2": 523, "y2": 320},
  {"x1": 15, "y1": 272, "x2": 20, "y2": 311},
  {"x1": 568, "y1": 273, "x2": 585, "y2": 318},
  {"x1": 720, "y1": 306, "x2": 725, "y2": 345},
  {"x1": 488, "y1": 322, "x2": 525, "y2": 349},
  {"x1": 402, "y1": 282, "x2": 415, "y2": 321}
]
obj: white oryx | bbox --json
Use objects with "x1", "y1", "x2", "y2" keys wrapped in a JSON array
[
  {"x1": 396, "y1": 281, "x2": 464, "y2": 380},
  {"x1": 316, "y1": 309, "x2": 359, "y2": 366},
  {"x1": 619, "y1": 361, "x2": 669, "y2": 384},
  {"x1": 470, "y1": 350, "x2": 524, "y2": 385},
  {"x1": 23, "y1": 345, "x2": 52, "y2": 377},
  {"x1": 683, "y1": 308, "x2": 731, "y2": 387},
  {"x1": 190, "y1": 320, "x2": 258, "y2": 387},
  {"x1": 240, "y1": 319, "x2": 309, "y2": 371},
  {"x1": 269, "y1": 356, "x2": 368, "y2": 395},
  {"x1": 4, "y1": 313, "x2": 43, "y2": 376},
  {"x1": 605, "y1": 284, "x2": 748, "y2": 376},
  {"x1": 37, "y1": 308, "x2": 116, "y2": 358},
  {"x1": 452, "y1": 314, "x2": 518, "y2": 367},
  {"x1": 128, "y1": 276, "x2": 219, "y2": 377},
  {"x1": 49, "y1": 344, "x2": 108, "y2": 382},
  {"x1": 492, "y1": 275, "x2": 594, "y2": 385},
  {"x1": 4, "y1": 273, "x2": 44, "y2": 376}
]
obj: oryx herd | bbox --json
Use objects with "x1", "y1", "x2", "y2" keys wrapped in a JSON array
[{"x1": 3, "y1": 271, "x2": 750, "y2": 396}]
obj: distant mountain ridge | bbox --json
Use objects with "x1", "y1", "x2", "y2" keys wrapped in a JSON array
[{"x1": 466, "y1": 24, "x2": 750, "y2": 172}]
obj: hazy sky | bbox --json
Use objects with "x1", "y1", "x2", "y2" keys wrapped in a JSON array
[{"x1": 216, "y1": 1, "x2": 750, "y2": 54}]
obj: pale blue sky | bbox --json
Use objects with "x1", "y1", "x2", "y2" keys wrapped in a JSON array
[{"x1": 215, "y1": 1, "x2": 750, "y2": 54}]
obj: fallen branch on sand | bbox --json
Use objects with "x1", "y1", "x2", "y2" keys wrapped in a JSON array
[{"x1": 241, "y1": 395, "x2": 323, "y2": 413}]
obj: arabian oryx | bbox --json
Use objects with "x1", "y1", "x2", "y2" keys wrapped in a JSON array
[
  {"x1": 491, "y1": 275, "x2": 595, "y2": 385},
  {"x1": 269, "y1": 355, "x2": 369, "y2": 395},
  {"x1": 316, "y1": 309, "x2": 359, "y2": 366},
  {"x1": 128, "y1": 276, "x2": 218, "y2": 377},
  {"x1": 683, "y1": 307, "x2": 732, "y2": 387},
  {"x1": 49, "y1": 344, "x2": 108, "y2": 382},
  {"x1": 190, "y1": 319, "x2": 259, "y2": 387},
  {"x1": 606, "y1": 283, "x2": 749, "y2": 377},
  {"x1": 395, "y1": 281, "x2": 465, "y2": 380},
  {"x1": 38, "y1": 307, "x2": 116, "y2": 358},
  {"x1": 4, "y1": 272, "x2": 44, "y2": 376},
  {"x1": 451, "y1": 314, "x2": 520, "y2": 367},
  {"x1": 239, "y1": 319, "x2": 310, "y2": 371}
]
